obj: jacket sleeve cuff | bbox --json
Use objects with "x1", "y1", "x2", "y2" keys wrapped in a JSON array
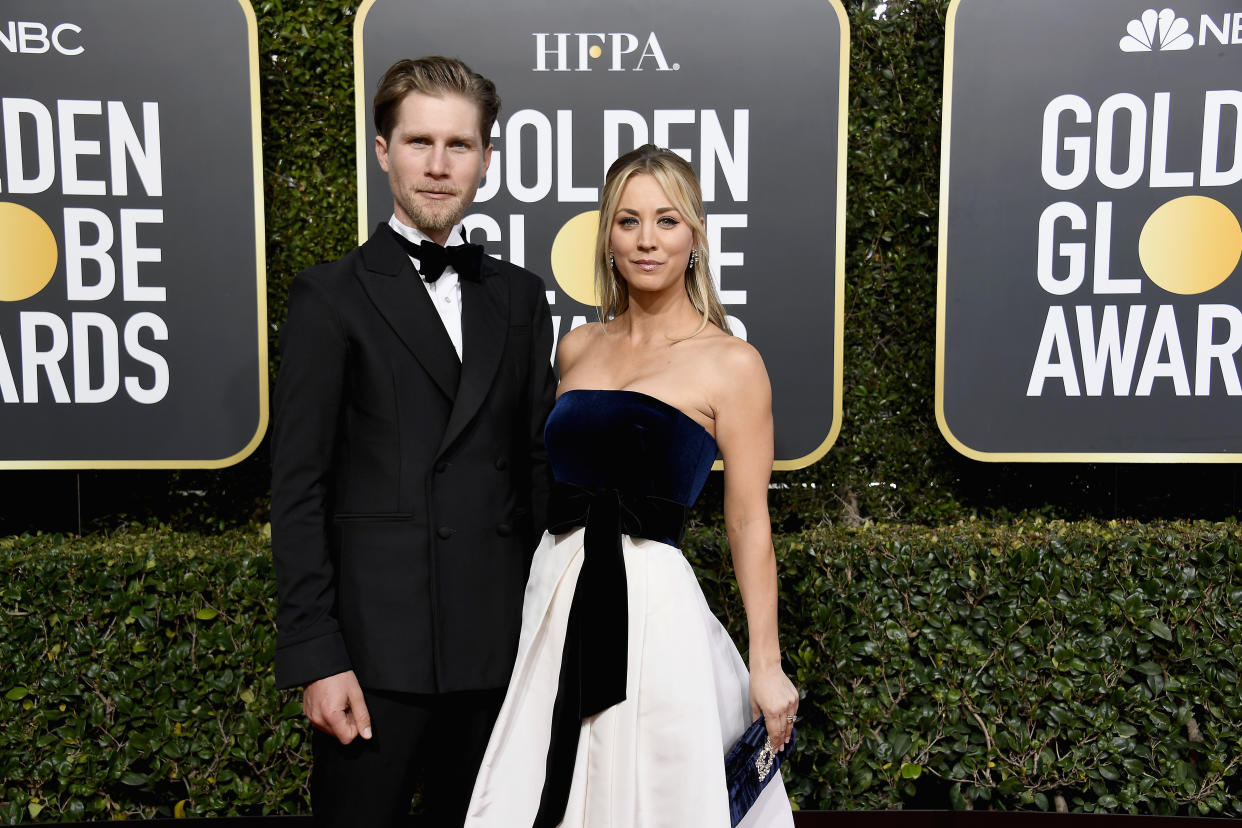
[{"x1": 274, "y1": 632, "x2": 353, "y2": 689}]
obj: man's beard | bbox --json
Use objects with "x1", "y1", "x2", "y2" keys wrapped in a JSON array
[{"x1": 399, "y1": 189, "x2": 465, "y2": 236}]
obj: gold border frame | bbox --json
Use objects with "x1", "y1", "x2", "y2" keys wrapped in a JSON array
[
  {"x1": 0, "y1": 0, "x2": 269, "y2": 470},
  {"x1": 354, "y1": 0, "x2": 848, "y2": 471},
  {"x1": 355, "y1": 0, "x2": 379, "y2": 245},
  {"x1": 935, "y1": 0, "x2": 1241, "y2": 463},
  {"x1": 772, "y1": 0, "x2": 849, "y2": 471}
]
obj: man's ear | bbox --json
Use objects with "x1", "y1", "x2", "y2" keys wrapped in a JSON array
[
  {"x1": 375, "y1": 134, "x2": 390, "y2": 172},
  {"x1": 481, "y1": 143, "x2": 493, "y2": 180}
]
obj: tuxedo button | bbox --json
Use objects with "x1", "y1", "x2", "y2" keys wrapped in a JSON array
[
  {"x1": 496, "y1": 523, "x2": 512, "y2": 537},
  {"x1": 437, "y1": 526, "x2": 455, "y2": 539},
  {"x1": 494, "y1": 458, "x2": 508, "y2": 471},
  {"x1": 435, "y1": 462, "x2": 450, "y2": 473}
]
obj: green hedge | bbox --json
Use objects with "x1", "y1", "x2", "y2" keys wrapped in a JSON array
[
  {"x1": 688, "y1": 520, "x2": 1242, "y2": 816},
  {"x1": 0, "y1": 528, "x2": 291, "y2": 822},
  {"x1": 4, "y1": 521, "x2": 1242, "y2": 821}
]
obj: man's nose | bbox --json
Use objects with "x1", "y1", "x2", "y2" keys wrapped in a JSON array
[{"x1": 425, "y1": 145, "x2": 449, "y2": 176}]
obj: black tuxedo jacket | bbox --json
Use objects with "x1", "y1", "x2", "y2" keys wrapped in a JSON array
[{"x1": 270, "y1": 225, "x2": 556, "y2": 694}]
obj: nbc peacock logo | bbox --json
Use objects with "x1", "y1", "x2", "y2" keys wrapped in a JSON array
[{"x1": 1119, "y1": 8, "x2": 1195, "y2": 51}]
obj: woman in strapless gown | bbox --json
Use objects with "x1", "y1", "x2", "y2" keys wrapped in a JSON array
[{"x1": 465, "y1": 145, "x2": 799, "y2": 827}]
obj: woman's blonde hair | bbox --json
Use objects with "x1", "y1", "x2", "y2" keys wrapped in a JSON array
[{"x1": 594, "y1": 145, "x2": 729, "y2": 336}]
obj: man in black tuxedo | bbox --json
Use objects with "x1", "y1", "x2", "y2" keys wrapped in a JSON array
[{"x1": 271, "y1": 56, "x2": 556, "y2": 826}]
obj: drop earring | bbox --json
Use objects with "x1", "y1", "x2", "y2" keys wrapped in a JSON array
[
  {"x1": 609, "y1": 250, "x2": 616, "y2": 270},
  {"x1": 688, "y1": 249, "x2": 698, "y2": 270}
]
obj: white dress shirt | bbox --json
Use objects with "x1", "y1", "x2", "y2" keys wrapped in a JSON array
[{"x1": 388, "y1": 215, "x2": 466, "y2": 360}]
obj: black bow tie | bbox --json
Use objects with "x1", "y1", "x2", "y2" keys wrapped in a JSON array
[{"x1": 388, "y1": 226, "x2": 484, "y2": 282}]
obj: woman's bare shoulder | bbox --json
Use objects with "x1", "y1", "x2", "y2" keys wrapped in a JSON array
[
  {"x1": 697, "y1": 329, "x2": 769, "y2": 389},
  {"x1": 555, "y1": 321, "x2": 606, "y2": 374}
]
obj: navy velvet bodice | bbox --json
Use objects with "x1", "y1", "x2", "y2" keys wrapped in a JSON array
[{"x1": 545, "y1": 389, "x2": 717, "y2": 513}]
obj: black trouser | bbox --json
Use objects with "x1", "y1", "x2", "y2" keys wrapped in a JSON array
[{"x1": 310, "y1": 687, "x2": 505, "y2": 828}]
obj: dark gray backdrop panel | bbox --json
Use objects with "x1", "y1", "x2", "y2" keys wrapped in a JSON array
[
  {"x1": 0, "y1": 0, "x2": 265, "y2": 466},
  {"x1": 358, "y1": 0, "x2": 845, "y2": 467},
  {"x1": 940, "y1": 0, "x2": 1242, "y2": 458}
]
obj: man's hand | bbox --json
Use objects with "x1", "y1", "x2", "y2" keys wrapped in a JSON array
[{"x1": 303, "y1": 670, "x2": 373, "y2": 745}]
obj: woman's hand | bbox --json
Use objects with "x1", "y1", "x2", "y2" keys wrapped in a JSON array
[{"x1": 749, "y1": 663, "x2": 799, "y2": 752}]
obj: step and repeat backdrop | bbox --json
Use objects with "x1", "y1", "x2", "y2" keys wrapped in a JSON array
[
  {"x1": 355, "y1": 0, "x2": 849, "y2": 469},
  {"x1": 6, "y1": 0, "x2": 1239, "y2": 469},
  {"x1": 938, "y1": 0, "x2": 1242, "y2": 460},
  {"x1": 0, "y1": 0, "x2": 267, "y2": 468}
]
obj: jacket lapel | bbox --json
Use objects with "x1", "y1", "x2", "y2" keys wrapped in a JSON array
[
  {"x1": 438, "y1": 255, "x2": 508, "y2": 456},
  {"x1": 356, "y1": 224, "x2": 460, "y2": 401}
]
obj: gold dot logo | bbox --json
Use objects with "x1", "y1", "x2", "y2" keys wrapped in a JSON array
[
  {"x1": 1138, "y1": 196, "x2": 1242, "y2": 295},
  {"x1": 551, "y1": 211, "x2": 600, "y2": 307},
  {"x1": 0, "y1": 202, "x2": 58, "y2": 302},
  {"x1": 589, "y1": 44, "x2": 603, "y2": 59}
]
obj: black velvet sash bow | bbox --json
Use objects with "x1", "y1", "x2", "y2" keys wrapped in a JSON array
[{"x1": 533, "y1": 481, "x2": 688, "y2": 827}]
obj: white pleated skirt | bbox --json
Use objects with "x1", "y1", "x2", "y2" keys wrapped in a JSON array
[{"x1": 465, "y1": 528, "x2": 795, "y2": 827}]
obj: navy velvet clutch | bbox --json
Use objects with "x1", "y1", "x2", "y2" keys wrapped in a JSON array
[{"x1": 724, "y1": 717, "x2": 795, "y2": 826}]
